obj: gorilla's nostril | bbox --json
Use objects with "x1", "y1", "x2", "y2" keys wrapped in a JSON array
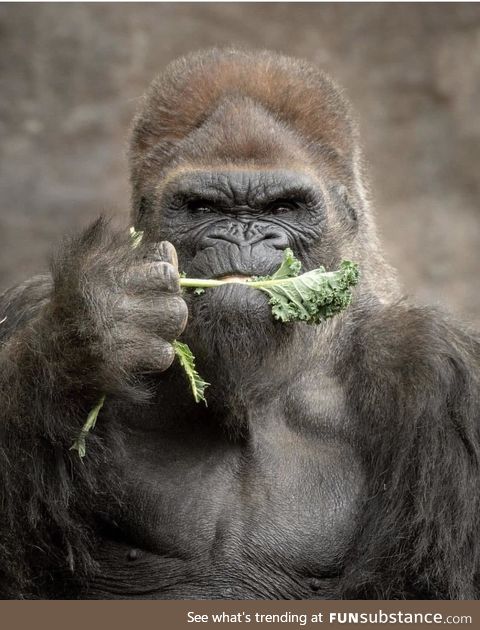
[
  {"x1": 263, "y1": 230, "x2": 288, "y2": 242},
  {"x1": 202, "y1": 222, "x2": 288, "y2": 248}
]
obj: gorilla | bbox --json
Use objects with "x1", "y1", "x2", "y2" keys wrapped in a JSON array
[{"x1": 1, "y1": 48, "x2": 479, "y2": 600}]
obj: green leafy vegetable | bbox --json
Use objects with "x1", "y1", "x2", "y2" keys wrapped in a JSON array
[
  {"x1": 253, "y1": 258, "x2": 359, "y2": 324},
  {"x1": 70, "y1": 395, "x2": 106, "y2": 458},
  {"x1": 173, "y1": 341, "x2": 210, "y2": 404},
  {"x1": 129, "y1": 226, "x2": 144, "y2": 249},
  {"x1": 253, "y1": 247, "x2": 302, "y2": 281},
  {"x1": 180, "y1": 248, "x2": 359, "y2": 325}
]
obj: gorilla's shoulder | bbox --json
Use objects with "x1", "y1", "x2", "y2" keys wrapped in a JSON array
[
  {"x1": 349, "y1": 298, "x2": 480, "y2": 390},
  {"x1": 341, "y1": 300, "x2": 480, "y2": 601}
]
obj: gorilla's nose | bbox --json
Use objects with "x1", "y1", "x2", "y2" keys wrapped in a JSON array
[{"x1": 205, "y1": 222, "x2": 289, "y2": 249}]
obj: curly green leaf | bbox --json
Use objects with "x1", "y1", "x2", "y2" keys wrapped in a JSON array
[
  {"x1": 255, "y1": 260, "x2": 359, "y2": 324},
  {"x1": 173, "y1": 340, "x2": 210, "y2": 405}
]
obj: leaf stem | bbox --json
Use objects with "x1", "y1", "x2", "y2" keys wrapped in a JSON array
[
  {"x1": 179, "y1": 278, "x2": 232, "y2": 288},
  {"x1": 179, "y1": 271, "x2": 339, "y2": 290}
]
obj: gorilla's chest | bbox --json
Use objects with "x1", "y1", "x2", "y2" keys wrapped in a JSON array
[
  {"x1": 214, "y1": 421, "x2": 364, "y2": 575},
  {"x1": 109, "y1": 379, "x2": 365, "y2": 596}
]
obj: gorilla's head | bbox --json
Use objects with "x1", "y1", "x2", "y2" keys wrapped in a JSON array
[{"x1": 128, "y1": 49, "x2": 397, "y2": 380}]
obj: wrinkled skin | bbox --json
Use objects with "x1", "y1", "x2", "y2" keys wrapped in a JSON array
[{"x1": 1, "y1": 49, "x2": 480, "y2": 600}]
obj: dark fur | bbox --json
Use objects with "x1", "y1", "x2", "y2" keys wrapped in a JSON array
[{"x1": 1, "y1": 49, "x2": 479, "y2": 600}]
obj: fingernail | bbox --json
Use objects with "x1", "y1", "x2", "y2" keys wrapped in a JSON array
[
  {"x1": 170, "y1": 245, "x2": 179, "y2": 270},
  {"x1": 162, "y1": 241, "x2": 178, "y2": 269},
  {"x1": 159, "y1": 242, "x2": 168, "y2": 259}
]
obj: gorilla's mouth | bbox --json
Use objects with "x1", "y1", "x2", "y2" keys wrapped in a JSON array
[
  {"x1": 215, "y1": 274, "x2": 251, "y2": 283},
  {"x1": 188, "y1": 272, "x2": 268, "y2": 313},
  {"x1": 185, "y1": 244, "x2": 285, "y2": 286}
]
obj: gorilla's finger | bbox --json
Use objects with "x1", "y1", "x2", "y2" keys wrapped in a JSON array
[
  {"x1": 124, "y1": 261, "x2": 180, "y2": 294},
  {"x1": 160, "y1": 241, "x2": 179, "y2": 270},
  {"x1": 142, "y1": 241, "x2": 178, "y2": 270},
  {"x1": 151, "y1": 294, "x2": 188, "y2": 340},
  {"x1": 119, "y1": 294, "x2": 188, "y2": 341},
  {"x1": 112, "y1": 325, "x2": 176, "y2": 374},
  {"x1": 132, "y1": 337, "x2": 176, "y2": 374}
]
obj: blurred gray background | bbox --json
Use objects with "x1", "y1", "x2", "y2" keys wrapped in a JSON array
[{"x1": 1, "y1": 3, "x2": 479, "y2": 323}]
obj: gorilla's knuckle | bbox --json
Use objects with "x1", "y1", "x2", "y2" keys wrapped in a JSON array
[
  {"x1": 136, "y1": 338, "x2": 175, "y2": 373},
  {"x1": 155, "y1": 261, "x2": 180, "y2": 289},
  {"x1": 107, "y1": 324, "x2": 175, "y2": 374},
  {"x1": 161, "y1": 341, "x2": 176, "y2": 369},
  {"x1": 142, "y1": 261, "x2": 179, "y2": 291},
  {"x1": 170, "y1": 294, "x2": 188, "y2": 320},
  {"x1": 142, "y1": 241, "x2": 179, "y2": 269},
  {"x1": 157, "y1": 295, "x2": 188, "y2": 340},
  {"x1": 114, "y1": 291, "x2": 187, "y2": 342},
  {"x1": 122, "y1": 261, "x2": 180, "y2": 297}
]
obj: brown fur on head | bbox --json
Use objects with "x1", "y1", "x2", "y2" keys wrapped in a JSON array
[
  {"x1": 130, "y1": 49, "x2": 356, "y2": 199},
  {"x1": 129, "y1": 48, "x2": 398, "y2": 301}
]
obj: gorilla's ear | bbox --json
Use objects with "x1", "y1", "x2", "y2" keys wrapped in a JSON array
[{"x1": 330, "y1": 184, "x2": 358, "y2": 224}]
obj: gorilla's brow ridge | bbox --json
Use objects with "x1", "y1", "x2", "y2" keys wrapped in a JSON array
[
  {"x1": 157, "y1": 168, "x2": 326, "y2": 214},
  {"x1": 153, "y1": 165, "x2": 323, "y2": 198}
]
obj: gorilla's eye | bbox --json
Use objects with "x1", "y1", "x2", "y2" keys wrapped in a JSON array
[
  {"x1": 265, "y1": 200, "x2": 300, "y2": 214},
  {"x1": 186, "y1": 199, "x2": 216, "y2": 214}
]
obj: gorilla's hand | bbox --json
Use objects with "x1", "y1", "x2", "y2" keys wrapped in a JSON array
[{"x1": 48, "y1": 219, "x2": 188, "y2": 393}]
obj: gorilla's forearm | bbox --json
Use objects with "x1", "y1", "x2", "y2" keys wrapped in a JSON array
[
  {"x1": 0, "y1": 220, "x2": 187, "y2": 598},
  {"x1": 1, "y1": 280, "x2": 99, "y2": 398},
  {"x1": 0, "y1": 274, "x2": 129, "y2": 417},
  {"x1": 0, "y1": 275, "x2": 102, "y2": 463},
  {"x1": 0, "y1": 277, "x2": 120, "y2": 598}
]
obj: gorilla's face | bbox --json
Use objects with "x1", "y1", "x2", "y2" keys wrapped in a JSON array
[
  {"x1": 161, "y1": 169, "x2": 326, "y2": 274},
  {"x1": 136, "y1": 167, "x2": 357, "y2": 375},
  {"x1": 147, "y1": 169, "x2": 326, "y2": 311}
]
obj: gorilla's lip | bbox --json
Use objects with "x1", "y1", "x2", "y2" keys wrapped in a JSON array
[{"x1": 216, "y1": 274, "x2": 251, "y2": 283}]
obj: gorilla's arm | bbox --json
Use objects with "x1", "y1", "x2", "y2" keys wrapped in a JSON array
[
  {"x1": 0, "y1": 220, "x2": 186, "y2": 598},
  {"x1": 0, "y1": 276, "x2": 111, "y2": 599},
  {"x1": 341, "y1": 303, "x2": 480, "y2": 599},
  {"x1": 0, "y1": 275, "x2": 52, "y2": 343}
]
